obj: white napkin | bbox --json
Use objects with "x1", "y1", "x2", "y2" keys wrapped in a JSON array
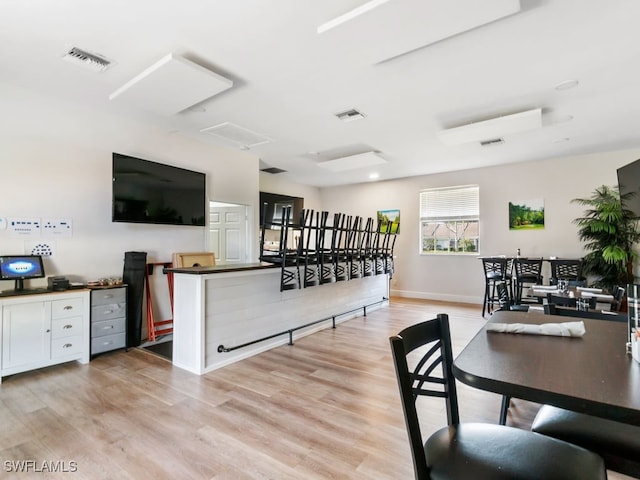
[
  {"x1": 486, "y1": 321, "x2": 585, "y2": 337},
  {"x1": 580, "y1": 291, "x2": 614, "y2": 300},
  {"x1": 576, "y1": 287, "x2": 603, "y2": 293},
  {"x1": 533, "y1": 288, "x2": 559, "y2": 294}
]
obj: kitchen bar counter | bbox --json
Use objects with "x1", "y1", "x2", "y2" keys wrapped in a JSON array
[
  {"x1": 165, "y1": 262, "x2": 277, "y2": 275},
  {"x1": 170, "y1": 266, "x2": 389, "y2": 375}
]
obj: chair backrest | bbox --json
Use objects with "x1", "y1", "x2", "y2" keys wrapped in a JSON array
[
  {"x1": 547, "y1": 293, "x2": 577, "y2": 308},
  {"x1": 550, "y1": 259, "x2": 583, "y2": 284},
  {"x1": 544, "y1": 304, "x2": 626, "y2": 322},
  {"x1": 389, "y1": 314, "x2": 458, "y2": 480},
  {"x1": 482, "y1": 257, "x2": 507, "y2": 280},
  {"x1": 514, "y1": 257, "x2": 543, "y2": 278},
  {"x1": 172, "y1": 252, "x2": 216, "y2": 268}
]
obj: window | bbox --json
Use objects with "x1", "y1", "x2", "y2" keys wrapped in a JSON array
[{"x1": 420, "y1": 185, "x2": 479, "y2": 254}]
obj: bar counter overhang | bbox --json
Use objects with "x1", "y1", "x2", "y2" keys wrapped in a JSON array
[{"x1": 166, "y1": 263, "x2": 390, "y2": 375}]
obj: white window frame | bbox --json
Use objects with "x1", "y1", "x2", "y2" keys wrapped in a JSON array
[{"x1": 420, "y1": 185, "x2": 479, "y2": 255}]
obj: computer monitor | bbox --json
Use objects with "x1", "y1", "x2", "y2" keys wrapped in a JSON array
[{"x1": 0, "y1": 255, "x2": 45, "y2": 292}]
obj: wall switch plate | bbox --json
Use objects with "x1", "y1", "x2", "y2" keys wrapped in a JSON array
[
  {"x1": 42, "y1": 218, "x2": 73, "y2": 237},
  {"x1": 7, "y1": 218, "x2": 41, "y2": 236}
]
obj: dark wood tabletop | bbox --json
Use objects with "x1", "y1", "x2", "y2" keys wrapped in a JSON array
[{"x1": 453, "y1": 310, "x2": 640, "y2": 425}]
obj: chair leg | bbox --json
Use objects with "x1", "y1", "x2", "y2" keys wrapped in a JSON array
[
  {"x1": 482, "y1": 282, "x2": 489, "y2": 317},
  {"x1": 499, "y1": 395, "x2": 511, "y2": 425}
]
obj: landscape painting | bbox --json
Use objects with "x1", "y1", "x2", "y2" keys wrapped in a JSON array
[
  {"x1": 377, "y1": 209, "x2": 400, "y2": 234},
  {"x1": 509, "y1": 199, "x2": 545, "y2": 230}
]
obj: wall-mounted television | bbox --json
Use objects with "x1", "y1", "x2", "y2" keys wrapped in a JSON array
[
  {"x1": 0, "y1": 255, "x2": 45, "y2": 292},
  {"x1": 112, "y1": 153, "x2": 206, "y2": 226},
  {"x1": 617, "y1": 158, "x2": 640, "y2": 217},
  {"x1": 259, "y1": 191, "x2": 304, "y2": 227}
]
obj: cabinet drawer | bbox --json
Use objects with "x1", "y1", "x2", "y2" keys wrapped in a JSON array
[
  {"x1": 92, "y1": 287, "x2": 126, "y2": 306},
  {"x1": 91, "y1": 332, "x2": 126, "y2": 354},
  {"x1": 51, "y1": 335, "x2": 83, "y2": 358},
  {"x1": 51, "y1": 316, "x2": 83, "y2": 339},
  {"x1": 91, "y1": 317, "x2": 126, "y2": 338},
  {"x1": 91, "y1": 303, "x2": 126, "y2": 322},
  {"x1": 51, "y1": 297, "x2": 84, "y2": 319}
]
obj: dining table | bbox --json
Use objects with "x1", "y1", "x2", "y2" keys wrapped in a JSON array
[
  {"x1": 529, "y1": 284, "x2": 615, "y2": 306},
  {"x1": 453, "y1": 309, "x2": 640, "y2": 426}
]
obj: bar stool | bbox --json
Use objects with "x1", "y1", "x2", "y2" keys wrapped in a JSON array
[
  {"x1": 513, "y1": 257, "x2": 543, "y2": 304},
  {"x1": 481, "y1": 257, "x2": 510, "y2": 317}
]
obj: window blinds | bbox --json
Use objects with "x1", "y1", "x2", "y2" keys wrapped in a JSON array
[{"x1": 420, "y1": 185, "x2": 479, "y2": 221}]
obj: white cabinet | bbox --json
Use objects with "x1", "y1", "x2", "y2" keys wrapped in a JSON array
[{"x1": 0, "y1": 290, "x2": 90, "y2": 383}]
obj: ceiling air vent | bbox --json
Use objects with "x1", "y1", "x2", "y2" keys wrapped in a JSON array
[
  {"x1": 62, "y1": 47, "x2": 112, "y2": 72},
  {"x1": 335, "y1": 108, "x2": 366, "y2": 122},
  {"x1": 480, "y1": 138, "x2": 505, "y2": 147}
]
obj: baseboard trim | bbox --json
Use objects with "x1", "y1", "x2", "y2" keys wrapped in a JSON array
[{"x1": 390, "y1": 289, "x2": 482, "y2": 305}]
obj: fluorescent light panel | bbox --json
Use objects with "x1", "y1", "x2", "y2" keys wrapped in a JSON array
[
  {"x1": 437, "y1": 108, "x2": 542, "y2": 146},
  {"x1": 109, "y1": 53, "x2": 233, "y2": 116},
  {"x1": 317, "y1": 151, "x2": 386, "y2": 172},
  {"x1": 317, "y1": 0, "x2": 393, "y2": 34},
  {"x1": 317, "y1": 0, "x2": 521, "y2": 64}
]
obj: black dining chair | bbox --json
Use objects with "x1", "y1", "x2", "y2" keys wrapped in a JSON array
[
  {"x1": 549, "y1": 258, "x2": 584, "y2": 285},
  {"x1": 611, "y1": 285, "x2": 626, "y2": 312},
  {"x1": 535, "y1": 305, "x2": 640, "y2": 476},
  {"x1": 389, "y1": 314, "x2": 606, "y2": 480},
  {"x1": 495, "y1": 282, "x2": 529, "y2": 312}
]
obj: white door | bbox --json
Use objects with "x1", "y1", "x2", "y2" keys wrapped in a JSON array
[{"x1": 209, "y1": 205, "x2": 247, "y2": 264}]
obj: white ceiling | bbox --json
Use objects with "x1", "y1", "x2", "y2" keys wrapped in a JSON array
[{"x1": 2, "y1": 0, "x2": 640, "y2": 187}]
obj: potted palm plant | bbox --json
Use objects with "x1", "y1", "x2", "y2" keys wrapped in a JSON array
[{"x1": 572, "y1": 185, "x2": 640, "y2": 291}]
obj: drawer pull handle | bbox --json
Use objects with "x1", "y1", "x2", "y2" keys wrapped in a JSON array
[
  {"x1": 104, "y1": 295, "x2": 113, "y2": 299},
  {"x1": 63, "y1": 305, "x2": 73, "y2": 310},
  {"x1": 102, "y1": 325, "x2": 114, "y2": 330},
  {"x1": 102, "y1": 341, "x2": 112, "y2": 346},
  {"x1": 63, "y1": 324, "x2": 73, "y2": 329},
  {"x1": 63, "y1": 343, "x2": 73, "y2": 348}
]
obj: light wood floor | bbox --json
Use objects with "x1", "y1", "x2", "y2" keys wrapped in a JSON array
[{"x1": 0, "y1": 298, "x2": 631, "y2": 479}]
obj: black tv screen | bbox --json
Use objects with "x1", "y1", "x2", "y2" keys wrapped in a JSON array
[
  {"x1": 112, "y1": 153, "x2": 206, "y2": 226},
  {"x1": 259, "y1": 191, "x2": 304, "y2": 227},
  {"x1": 617, "y1": 158, "x2": 640, "y2": 217}
]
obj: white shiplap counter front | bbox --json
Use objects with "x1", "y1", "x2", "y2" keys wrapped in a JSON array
[{"x1": 169, "y1": 264, "x2": 389, "y2": 375}]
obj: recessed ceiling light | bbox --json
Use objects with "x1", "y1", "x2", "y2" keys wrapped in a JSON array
[
  {"x1": 555, "y1": 79, "x2": 579, "y2": 91},
  {"x1": 369, "y1": 172, "x2": 380, "y2": 180}
]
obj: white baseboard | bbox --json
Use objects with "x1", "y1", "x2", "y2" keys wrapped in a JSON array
[{"x1": 390, "y1": 288, "x2": 482, "y2": 305}]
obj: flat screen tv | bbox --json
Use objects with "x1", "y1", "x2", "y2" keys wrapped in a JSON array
[
  {"x1": 0, "y1": 255, "x2": 45, "y2": 292},
  {"x1": 112, "y1": 153, "x2": 206, "y2": 226},
  {"x1": 259, "y1": 191, "x2": 304, "y2": 227},
  {"x1": 617, "y1": 158, "x2": 640, "y2": 217}
]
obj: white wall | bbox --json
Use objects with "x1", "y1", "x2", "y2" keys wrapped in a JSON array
[
  {"x1": 319, "y1": 148, "x2": 640, "y2": 305},
  {"x1": 0, "y1": 82, "x2": 260, "y2": 289}
]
